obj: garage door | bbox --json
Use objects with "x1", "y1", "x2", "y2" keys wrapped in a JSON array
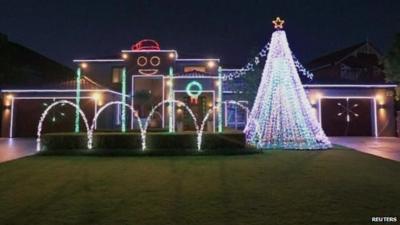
[
  {"x1": 320, "y1": 98, "x2": 374, "y2": 136},
  {"x1": 13, "y1": 99, "x2": 95, "y2": 137}
]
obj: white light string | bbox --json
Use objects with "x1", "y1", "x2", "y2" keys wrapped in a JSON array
[{"x1": 222, "y1": 41, "x2": 314, "y2": 81}]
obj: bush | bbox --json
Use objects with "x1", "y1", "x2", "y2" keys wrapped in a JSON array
[
  {"x1": 42, "y1": 133, "x2": 88, "y2": 152},
  {"x1": 93, "y1": 133, "x2": 142, "y2": 149},
  {"x1": 95, "y1": 128, "x2": 169, "y2": 133},
  {"x1": 41, "y1": 131, "x2": 257, "y2": 155}
]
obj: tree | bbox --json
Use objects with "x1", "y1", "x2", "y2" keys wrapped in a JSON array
[
  {"x1": 385, "y1": 33, "x2": 400, "y2": 83},
  {"x1": 244, "y1": 23, "x2": 331, "y2": 150},
  {"x1": 232, "y1": 63, "x2": 263, "y2": 107},
  {"x1": 384, "y1": 33, "x2": 400, "y2": 103}
]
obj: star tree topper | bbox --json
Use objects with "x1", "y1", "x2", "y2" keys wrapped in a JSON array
[{"x1": 272, "y1": 17, "x2": 285, "y2": 29}]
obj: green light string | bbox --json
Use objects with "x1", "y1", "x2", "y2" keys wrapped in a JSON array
[
  {"x1": 168, "y1": 67, "x2": 174, "y2": 132},
  {"x1": 121, "y1": 67, "x2": 127, "y2": 132},
  {"x1": 75, "y1": 67, "x2": 81, "y2": 133},
  {"x1": 218, "y1": 66, "x2": 223, "y2": 133}
]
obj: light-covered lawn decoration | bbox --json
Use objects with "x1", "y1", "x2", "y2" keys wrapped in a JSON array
[{"x1": 244, "y1": 18, "x2": 331, "y2": 150}]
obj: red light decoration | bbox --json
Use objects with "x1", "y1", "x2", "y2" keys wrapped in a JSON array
[{"x1": 131, "y1": 39, "x2": 160, "y2": 51}]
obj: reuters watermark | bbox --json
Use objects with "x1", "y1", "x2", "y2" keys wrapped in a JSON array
[{"x1": 371, "y1": 217, "x2": 398, "y2": 223}]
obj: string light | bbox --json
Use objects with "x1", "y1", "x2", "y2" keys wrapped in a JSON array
[
  {"x1": 185, "y1": 81, "x2": 203, "y2": 104},
  {"x1": 244, "y1": 28, "x2": 331, "y2": 150},
  {"x1": 168, "y1": 67, "x2": 174, "y2": 132},
  {"x1": 35, "y1": 99, "x2": 233, "y2": 152},
  {"x1": 75, "y1": 67, "x2": 81, "y2": 133},
  {"x1": 217, "y1": 67, "x2": 223, "y2": 132},
  {"x1": 272, "y1": 17, "x2": 285, "y2": 29},
  {"x1": 87, "y1": 101, "x2": 142, "y2": 150},
  {"x1": 121, "y1": 67, "x2": 127, "y2": 132},
  {"x1": 222, "y1": 18, "x2": 313, "y2": 81},
  {"x1": 37, "y1": 100, "x2": 90, "y2": 151},
  {"x1": 222, "y1": 43, "x2": 269, "y2": 81},
  {"x1": 222, "y1": 43, "x2": 313, "y2": 81}
]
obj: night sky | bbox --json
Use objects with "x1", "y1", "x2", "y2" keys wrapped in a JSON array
[{"x1": 1, "y1": 0, "x2": 399, "y2": 68}]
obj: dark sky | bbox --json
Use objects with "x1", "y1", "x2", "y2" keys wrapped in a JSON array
[{"x1": 1, "y1": 0, "x2": 399, "y2": 68}]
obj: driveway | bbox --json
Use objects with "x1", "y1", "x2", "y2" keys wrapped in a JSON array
[
  {"x1": 330, "y1": 137, "x2": 400, "y2": 162},
  {"x1": 0, "y1": 138, "x2": 36, "y2": 163}
]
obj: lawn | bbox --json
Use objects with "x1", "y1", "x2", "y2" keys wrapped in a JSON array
[{"x1": 0, "y1": 149, "x2": 399, "y2": 225}]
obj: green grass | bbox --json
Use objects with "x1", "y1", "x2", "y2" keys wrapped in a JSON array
[{"x1": 0, "y1": 149, "x2": 399, "y2": 225}]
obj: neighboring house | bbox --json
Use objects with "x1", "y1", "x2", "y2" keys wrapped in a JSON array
[
  {"x1": 0, "y1": 33, "x2": 74, "y2": 88},
  {"x1": 0, "y1": 34, "x2": 121, "y2": 137},
  {"x1": 305, "y1": 42, "x2": 385, "y2": 84}
]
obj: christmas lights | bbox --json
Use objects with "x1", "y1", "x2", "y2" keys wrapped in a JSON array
[
  {"x1": 9, "y1": 98, "x2": 14, "y2": 138},
  {"x1": 198, "y1": 108, "x2": 214, "y2": 150},
  {"x1": 222, "y1": 43, "x2": 269, "y2": 81},
  {"x1": 1, "y1": 89, "x2": 129, "y2": 96},
  {"x1": 272, "y1": 17, "x2": 285, "y2": 29},
  {"x1": 142, "y1": 99, "x2": 199, "y2": 150},
  {"x1": 244, "y1": 28, "x2": 331, "y2": 150},
  {"x1": 175, "y1": 58, "x2": 219, "y2": 62},
  {"x1": 168, "y1": 67, "x2": 174, "y2": 132},
  {"x1": 37, "y1": 100, "x2": 90, "y2": 151},
  {"x1": 75, "y1": 67, "x2": 81, "y2": 133},
  {"x1": 185, "y1": 81, "x2": 203, "y2": 104},
  {"x1": 121, "y1": 67, "x2": 127, "y2": 132},
  {"x1": 88, "y1": 101, "x2": 142, "y2": 150},
  {"x1": 217, "y1": 67, "x2": 223, "y2": 132},
  {"x1": 173, "y1": 90, "x2": 216, "y2": 133},
  {"x1": 222, "y1": 18, "x2": 314, "y2": 81}
]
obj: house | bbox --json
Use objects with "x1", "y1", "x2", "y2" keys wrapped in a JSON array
[
  {"x1": 0, "y1": 33, "x2": 74, "y2": 88},
  {"x1": 0, "y1": 38, "x2": 397, "y2": 137},
  {"x1": 306, "y1": 42, "x2": 385, "y2": 84},
  {"x1": 1, "y1": 39, "x2": 223, "y2": 136},
  {"x1": 0, "y1": 33, "x2": 122, "y2": 137}
]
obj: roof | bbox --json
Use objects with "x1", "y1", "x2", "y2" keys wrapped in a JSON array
[
  {"x1": 37, "y1": 76, "x2": 105, "y2": 90},
  {"x1": 0, "y1": 34, "x2": 75, "y2": 88},
  {"x1": 0, "y1": 34, "x2": 114, "y2": 91},
  {"x1": 306, "y1": 42, "x2": 381, "y2": 71}
]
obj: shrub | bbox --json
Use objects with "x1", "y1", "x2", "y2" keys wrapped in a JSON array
[
  {"x1": 42, "y1": 133, "x2": 88, "y2": 152},
  {"x1": 93, "y1": 133, "x2": 142, "y2": 150},
  {"x1": 41, "y1": 131, "x2": 256, "y2": 155}
]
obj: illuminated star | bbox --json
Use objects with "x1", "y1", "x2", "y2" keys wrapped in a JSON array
[{"x1": 272, "y1": 17, "x2": 285, "y2": 29}]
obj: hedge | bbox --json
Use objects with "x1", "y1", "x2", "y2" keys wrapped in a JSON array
[{"x1": 41, "y1": 131, "x2": 256, "y2": 155}]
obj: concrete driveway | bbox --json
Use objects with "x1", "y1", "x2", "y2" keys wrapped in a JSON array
[
  {"x1": 0, "y1": 138, "x2": 36, "y2": 163},
  {"x1": 330, "y1": 137, "x2": 400, "y2": 162}
]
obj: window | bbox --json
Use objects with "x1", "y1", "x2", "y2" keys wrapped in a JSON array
[
  {"x1": 226, "y1": 101, "x2": 249, "y2": 130},
  {"x1": 340, "y1": 64, "x2": 360, "y2": 81},
  {"x1": 112, "y1": 67, "x2": 123, "y2": 83},
  {"x1": 184, "y1": 66, "x2": 206, "y2": 73}
]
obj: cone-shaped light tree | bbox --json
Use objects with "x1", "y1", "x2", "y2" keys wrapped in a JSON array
[{"x1": 244, "y1": 17, "x2": 331, "y2": 149}]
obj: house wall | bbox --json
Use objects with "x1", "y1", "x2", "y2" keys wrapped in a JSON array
[{"x1": 312, "y1": 65, "x2": 341, "y2": 82}]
